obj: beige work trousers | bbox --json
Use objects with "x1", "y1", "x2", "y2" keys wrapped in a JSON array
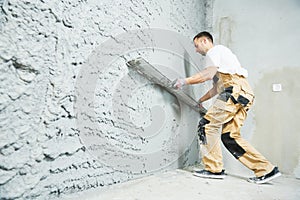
[{"x1": 199, "y1": 73, "x2": 274, "y2": 177}]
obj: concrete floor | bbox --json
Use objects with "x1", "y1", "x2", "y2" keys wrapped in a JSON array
[{"x1": 67, "y1": 169, "x2": 300, "y2": 200}]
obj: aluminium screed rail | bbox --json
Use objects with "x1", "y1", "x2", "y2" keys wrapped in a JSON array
[{"x1": 126, "y1": 57, "x2": 207, "y2": 116}]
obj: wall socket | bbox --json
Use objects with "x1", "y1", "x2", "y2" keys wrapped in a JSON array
[{"x1": 272, "y1": 83, "x2": 282, "y2": 92}]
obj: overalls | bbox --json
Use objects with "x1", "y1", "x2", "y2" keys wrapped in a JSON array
[{"x1": 198, "y1": 72, "x2": 274, "y2": 177}]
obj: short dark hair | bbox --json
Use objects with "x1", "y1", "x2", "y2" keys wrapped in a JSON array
[{"x1": 193, "y1": 31, "x2": 213, "y2": 43}]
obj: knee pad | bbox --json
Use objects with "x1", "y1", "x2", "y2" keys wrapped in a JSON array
[
  {"x1": 197, "y1": 118, "x2": 210, "y2": 144},
  {"x1": 221, "y1": 132, "x2": 246, "y2": 159}
]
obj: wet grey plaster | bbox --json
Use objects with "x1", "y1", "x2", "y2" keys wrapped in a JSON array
[{"x1": 0, "y1": 0, "x2": 211, "y2": 199}]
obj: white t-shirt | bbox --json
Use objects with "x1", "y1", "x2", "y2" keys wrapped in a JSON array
[{"x1": 205, "y1": 45, "x2": 248, "y2": 77}]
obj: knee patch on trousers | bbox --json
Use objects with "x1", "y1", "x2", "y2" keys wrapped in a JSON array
[
  {"x1": 197, "y1": 118, "x2": 210, "y2": 145},
  {"x1": 221, "y1": 132, "x2": 246, "y2": 159}
]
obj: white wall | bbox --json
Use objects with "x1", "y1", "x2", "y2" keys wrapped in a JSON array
[{"x1": 212, "y1": 0, "x2": 300, "y2": 177}]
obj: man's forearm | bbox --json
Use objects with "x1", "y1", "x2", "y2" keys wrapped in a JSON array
[
  {"x1": 199, "y1": 85, "x2": 218, "y2": 103},
  {"x1": 185, "y1": 66, "x2": 218, "y2": 85}
]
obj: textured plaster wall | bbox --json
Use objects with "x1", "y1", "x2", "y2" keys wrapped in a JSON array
[
  {"x1": 212, "y1": 0, "x2": 300, "y2": 178},
  {"x1": 0, "y1": 0, "x2": 210, "y2": 199}
]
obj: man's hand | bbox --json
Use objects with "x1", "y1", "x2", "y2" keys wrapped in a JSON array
[
  {"x1": 198, "y1": 100, "x2": 204, "y2": 109},
  {"x1": 173, "y1": 78, "x2": 187, "y2": 89}
]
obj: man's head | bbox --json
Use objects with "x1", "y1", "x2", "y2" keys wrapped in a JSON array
[{"x1": 193, "y1": 31, "x2": 214, "y2": 56}]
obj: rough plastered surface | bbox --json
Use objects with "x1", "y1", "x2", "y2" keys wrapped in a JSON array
[{"x1": 0, "y1": 0, "x2": 211, "y2": 199}]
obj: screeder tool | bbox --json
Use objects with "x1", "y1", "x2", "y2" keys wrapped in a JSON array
[{"x1": 126, "y1": 57, "x2": 207, "y2": 116}]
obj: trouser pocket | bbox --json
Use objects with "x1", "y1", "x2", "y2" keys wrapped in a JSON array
[{"x1": 218, "y1": 86, "x2": 253, "y2": 109}]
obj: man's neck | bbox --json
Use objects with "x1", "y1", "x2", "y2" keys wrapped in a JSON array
[{"x1": 205, "y1": 44, "x2": 214, "y2": 54}]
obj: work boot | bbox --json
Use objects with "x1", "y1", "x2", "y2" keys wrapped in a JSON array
[{"x1": 248, "y1": 167, "x2": 281, "y2": 184}]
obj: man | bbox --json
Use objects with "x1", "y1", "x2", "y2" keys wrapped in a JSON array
[{"x1": 173, "y1": 31, "x2": 281, "y2": 184}]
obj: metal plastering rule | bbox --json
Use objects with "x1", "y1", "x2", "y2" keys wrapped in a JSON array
[{"x1": 126, "y1": 57, "x2": 207, "y2": 116}]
